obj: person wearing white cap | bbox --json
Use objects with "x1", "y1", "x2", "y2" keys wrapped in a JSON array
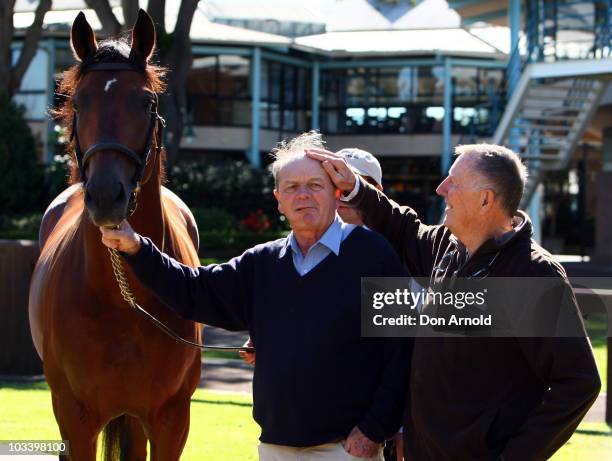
[{"x1": 336, "y1": 148, "x2": 383, "y2": 227}]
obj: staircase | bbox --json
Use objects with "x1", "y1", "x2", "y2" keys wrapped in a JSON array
[{"x1": 492, "y1": 59, "x2": 611, "y2": 208}]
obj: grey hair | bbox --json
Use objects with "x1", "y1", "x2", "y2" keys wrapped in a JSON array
[
  {"x1": 455, "y1": 144, "x2": 528, "y2": 216},
  {"x1": 269, "y1": 131, "x2": 325, "y2": 187}
]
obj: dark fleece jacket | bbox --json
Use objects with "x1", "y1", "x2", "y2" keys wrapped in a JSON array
[{"x1": 351, "y1": 177, "x2": 601, "y2": 461}]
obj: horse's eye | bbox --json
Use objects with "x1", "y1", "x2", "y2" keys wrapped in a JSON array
[{"x1": 72, "y1": 100, "x2": 79, "y2": 112}]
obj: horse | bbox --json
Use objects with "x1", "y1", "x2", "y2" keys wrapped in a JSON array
[{"x1": 28, "y1": 10, "x2": 202, "y2": 460}]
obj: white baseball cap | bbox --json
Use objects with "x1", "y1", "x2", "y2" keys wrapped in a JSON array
[{"x1": 337, "y1": 148, "x2": 382, "y2": 187}]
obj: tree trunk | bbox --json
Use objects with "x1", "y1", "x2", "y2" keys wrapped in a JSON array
[
  {"x1": 158, "y1": 0, "x2": 198, "y2": 167},
  {"x1": 10, "y1": 0, "x2": 52, "y2": 96},
  {"x1": 0, "y1": 1, "x2": 16, "y2": 96},
  {"x1": 85, "y1": 0, "x2": 121, "y2": 36},
  {"x1": 147, "y1": 0, "x2": 166, "y2": 36},
  {"x1": 0, "y1": 0, "x2": 52, "y2": 98},
  {"x1": 121, "y1": 0, "x2": 139, "y2": 31}
]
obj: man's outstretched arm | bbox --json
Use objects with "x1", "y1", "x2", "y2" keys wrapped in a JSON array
[
  {"x1": 100, "y1": 220, "x2": 252, "y2": 331},
  {"x1": 306, "y1": 148, "x2": 448, "y2": 277}
]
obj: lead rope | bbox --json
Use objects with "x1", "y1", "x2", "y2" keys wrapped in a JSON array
[
  {"x1": 107, "y1": 246, "x2": 252, "y2": 352},
  {"x1": 103, "y1": 115, "x2": 250, "y2": 352},
  {"x1": 108, "y1": 247, "x2": 137, "y2": 308}
]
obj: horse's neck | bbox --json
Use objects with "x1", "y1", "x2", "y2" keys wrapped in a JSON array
[{"x1": 130, "y1": 177, "x2": 165, "y2": 248}]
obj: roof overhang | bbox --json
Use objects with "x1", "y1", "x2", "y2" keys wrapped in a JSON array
[{"x1": 447, "y1": 0, "x2": 509, "y2": 26}]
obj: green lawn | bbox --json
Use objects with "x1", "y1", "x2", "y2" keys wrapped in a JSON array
[
  {"x1": 585, "y1": 314, "x2": 608, "y2": 391},
  {"x1": 203, "y1": 350, "x2": 244, "y2": 360},
  {"x1": 0, "y1": 380, "x2": 610, "y2": 460},
  {"x1": 200, "y1": 257, "x2": 223, "y2": 266},
  {"x1": 0, "y1": 382, "x2": 259, "y2": 460},
  {"x1": 550, "y1": 423, "x2": 612, "y2": 460},
  {"x1": 6, "y1": 295, "x2": 605, "y2": 459}
]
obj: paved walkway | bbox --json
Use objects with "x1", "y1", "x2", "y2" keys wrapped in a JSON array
[
  {"x1": 200, "y1": 328, "x2": 608, "y2": 422},
  {"x1": 3, "y1": 326, "x2": 606, "y2": 420},
  {"x1": 199, "y1": 327, "x2": 253, "y2": 394},
  {"x1": 584, "y1": 393, "x2": 607, "y2": 423}
]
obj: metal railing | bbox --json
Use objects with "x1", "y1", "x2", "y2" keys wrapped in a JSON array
[{"x1": 526, "y1": 0, "x2": 612, "y2": 63}]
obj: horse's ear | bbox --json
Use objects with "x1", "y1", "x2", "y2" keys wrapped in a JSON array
[
  {"x1": 130, "y1": 9, "x2": 156, "y2": 63},
  {"x1": 71, "y1": 12, "x2": 98, "y2": 62}
]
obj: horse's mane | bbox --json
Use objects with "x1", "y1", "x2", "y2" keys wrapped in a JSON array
[{"x1": 54, "y1": 38, "x2": 167, "y2": 185}]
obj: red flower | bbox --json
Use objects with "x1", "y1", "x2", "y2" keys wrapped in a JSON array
[{"x1": 240, "y1": 209, "x2": 271, "y2": 232}]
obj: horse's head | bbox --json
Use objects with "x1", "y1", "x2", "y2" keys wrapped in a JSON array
[{"x1": 68, "y1": 9, "x2": 164, "y2": 228}]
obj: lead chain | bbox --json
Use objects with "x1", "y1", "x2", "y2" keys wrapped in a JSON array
[{"x1": 108, "y1": 247, "x2": 137, "y2": 309}]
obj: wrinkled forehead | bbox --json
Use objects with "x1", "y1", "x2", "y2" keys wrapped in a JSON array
[
  {"x1": 449, "y1": 153, "x2": 481, "y2": 180},
  {"x1": 277, "y1": 154, "x2": 330, "y2": 184}
]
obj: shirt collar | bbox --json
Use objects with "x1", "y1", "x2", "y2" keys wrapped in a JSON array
[{"x1": 279, "y1": 215, "x2": 343, "y2": 259}]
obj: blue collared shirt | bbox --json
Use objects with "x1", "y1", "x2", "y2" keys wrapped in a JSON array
[{"x1": 279, "y1": 215, "x2": 356, "y2": 277}]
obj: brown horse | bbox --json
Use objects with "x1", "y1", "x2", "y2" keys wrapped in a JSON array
[{"x1": 28, "y1": 10, "x2": 202, "y2": 461}]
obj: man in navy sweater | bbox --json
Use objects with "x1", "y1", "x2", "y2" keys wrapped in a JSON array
[
  {"x1": 100, "y1": 132, "x2": 411, "y2": 461},
  {"x1": 240, "y1": 146, "x2": 385, "y2": 366}
]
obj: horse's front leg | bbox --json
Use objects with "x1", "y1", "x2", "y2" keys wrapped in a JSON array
[
  {"x1": 147, "y1": 393, "x2": 192, "y2": 461},
  {"x1": 123, "y1": 415, "x2": 149, "y2": 461},
  {"x1": 51, "y1": 390, "x2": 102, "y2": 461}
]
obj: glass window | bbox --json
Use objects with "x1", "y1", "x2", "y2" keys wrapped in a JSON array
[
  {"x1": 13, "y1": 47, "x2": 48, "y2": 121},
  {"x1": 283, "y1": 109, "x2": 296, "y2": 131},
  {"x1": 269, "y1": 102, "x2": 281, "y2": 129},
  {"x1": 346, "y1": 68, "x2": 367, "y2": 106},
  {"x1": 319, "y1": 63, "x2": 504, "y2": 135},
  {"x1": 13, "y1": 93, "x2": 47, "y2": 121},
  {"x1": 259, "y1": 59, "x2": 307, "y2": 132},
  {"x1": 260, "y1": 61, "x2": 269, "y2": 100},
  {"x1": 54, "y1": 47, "x2": 77, "y2": 75},
  {"x1": 269, "y1": 62, "x2": 282, "y2": 103},
  {"x1": 218, "y1": 55, "x2": 249, "y2": 98},
  {"x1": 14, "y1": 47, "x2": 47, "y2": 91},
  {"x1": 284, "y1": 65, "x2": 295, "y2": 106},
  {"x1": 397, "y1": 67, "x2": 418, "y2": 102},
  {"x1": 187, "y1": 54, "x2": 251, "y2": 127},
  {"x1": 190, "y1": 56, "x2": 218, "y2": 94}
]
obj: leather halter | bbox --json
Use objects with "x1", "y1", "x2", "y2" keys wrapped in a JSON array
[{"x1": 69, "y1": 61, "x2": 166, "y2": 186}]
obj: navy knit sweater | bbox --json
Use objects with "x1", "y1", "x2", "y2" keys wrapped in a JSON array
[{"x1": 124, "y1": 226, "x2": 411, "y2": 446}]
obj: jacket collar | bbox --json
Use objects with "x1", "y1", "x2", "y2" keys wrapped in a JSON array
[{"x1": 451, "y1": 210, "x2": 533, "y2": 257}]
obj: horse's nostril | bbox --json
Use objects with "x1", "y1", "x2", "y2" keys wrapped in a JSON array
[{"x1": 84, "y1": 182, "x2": 126, "y2": 211}]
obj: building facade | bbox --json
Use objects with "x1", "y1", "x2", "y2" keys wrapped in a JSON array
[{"x1": 11, "y1": 0, "x2": 612, "y2": 256}]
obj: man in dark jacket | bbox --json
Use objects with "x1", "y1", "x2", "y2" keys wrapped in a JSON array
[
  {"x1": 307, "y1": 144, "x2": 601, "y2": 461},
  {"x1": 100, "y1": 132, "x2": 410, "y2": 461}
]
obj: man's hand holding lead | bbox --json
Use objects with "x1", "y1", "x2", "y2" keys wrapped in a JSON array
[{"x1": 99, "y1": 220, "x2": 141, "y2": 255}]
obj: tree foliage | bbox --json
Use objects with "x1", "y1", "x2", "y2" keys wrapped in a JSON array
[
  {"x1": 166, "y1": 159, "x2": 281, "y2": 229},
  {"x1": 0, "y1": 94, "x2": 44, "y2": 214}
]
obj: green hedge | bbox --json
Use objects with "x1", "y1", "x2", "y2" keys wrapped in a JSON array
[
  {"x1": 0, "y1": 94, "x2": 44, "y2": 214},
  {"x1": 166, "y1": 159, "x2": 290, "y2": 254},
  {"x1": 0, "y1": 214, "x2": 42, "y2": 240},
  {"x1": 1, "y1": 128, "x2": 288, "y2": 252},
  {"x1": 0, "y1": 211, "x2": 287, "y2": 255},
  {"x1": 198, "y1": 229, "x2": 288, "y2": 256},
  {"x1": 191, "y1": 207, "x2": 288, "y2": 256},
  {"x1": 166, "y1": 159, "x2": 284, "y2": 231}
]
